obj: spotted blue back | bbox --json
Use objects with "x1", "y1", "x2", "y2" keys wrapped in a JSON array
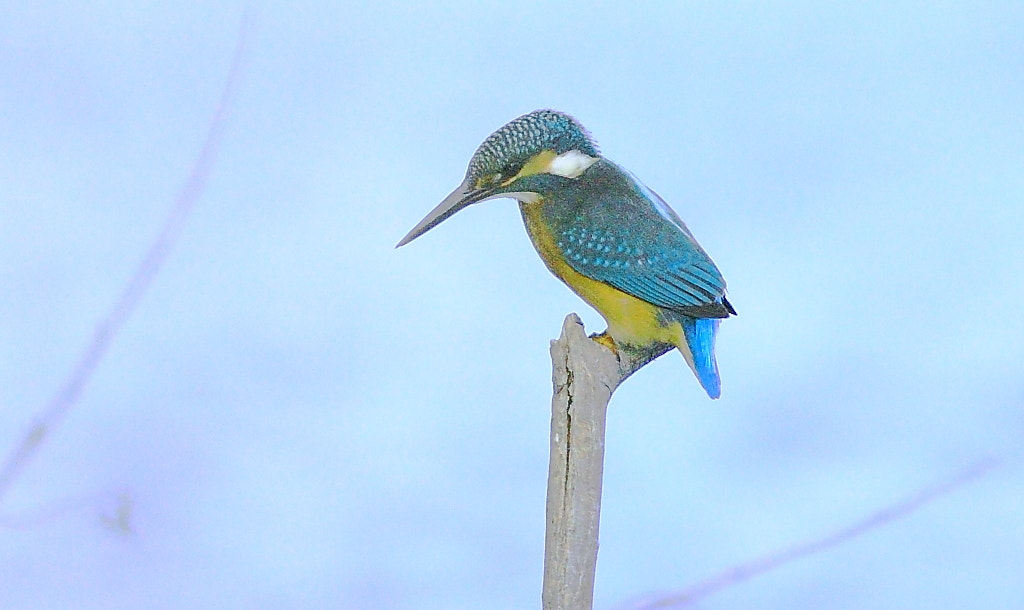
[{"x1": 543, "y1": 160, "x2": 732, "y2": 319}]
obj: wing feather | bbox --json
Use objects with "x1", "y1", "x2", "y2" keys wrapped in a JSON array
[{"x1": 549, "y1": 165, "x2": 733, "y2": 318}]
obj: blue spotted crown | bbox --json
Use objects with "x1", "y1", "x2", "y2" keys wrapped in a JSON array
[{"x1": 466, "y1": 110, "x2": 600, "y2": 180}]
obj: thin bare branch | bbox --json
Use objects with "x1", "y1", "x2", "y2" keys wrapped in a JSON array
[
  {"x1": 0, "y1": 7, "x2": 253, "y2": 504},
  {"x1": 0, "y1": 489, "x2": 133, "y2": 533},
  {"x1": 625, "y1": 457, "x2": 999, "y2": 609}
]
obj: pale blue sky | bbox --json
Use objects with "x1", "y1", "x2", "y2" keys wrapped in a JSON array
[{"x1": 2, "y1": 2, "x2": 1023, "y2": 608}]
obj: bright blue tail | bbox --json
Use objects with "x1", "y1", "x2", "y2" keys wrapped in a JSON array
[{"x1": 681, "y1": 317, "x2": 722, "y2": 399}]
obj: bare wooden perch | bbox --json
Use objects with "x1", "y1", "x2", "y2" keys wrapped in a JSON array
[
  {"x1": 540, "y1": 315, "x2": 997, "y2": 610},
  {"x1": 542, "y1": 314, "x2": 673, "y2": 609}
]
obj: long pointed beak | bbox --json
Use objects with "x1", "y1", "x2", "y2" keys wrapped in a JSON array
[{"x1": 396, "y1": 177, "x2": 495, "y2": 247}]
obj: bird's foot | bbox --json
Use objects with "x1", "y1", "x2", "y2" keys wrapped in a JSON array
[{"x1": 589, "y1": 331, "x2": 620, "y2": 356}]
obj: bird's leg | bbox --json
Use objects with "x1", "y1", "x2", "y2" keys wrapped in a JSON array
[
  {"x1": 588, "y1": 330, "x2": 620, "y2": 356},
  {"x1": 586, "y1": 329, "x2": 675, "y2": 382}
]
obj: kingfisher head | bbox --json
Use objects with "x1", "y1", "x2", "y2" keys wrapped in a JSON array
[{"x1": 397, "y1": 110, "x2": 601, "y2": 247}]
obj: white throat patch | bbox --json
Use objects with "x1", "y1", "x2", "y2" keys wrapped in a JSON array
[{"x1": 547, "y1": 150, "x2": 599, "y2": 179}]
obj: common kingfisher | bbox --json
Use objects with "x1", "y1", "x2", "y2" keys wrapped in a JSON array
[{"x1": 397, "y1": 110, "x2": 735, "y2": 398}]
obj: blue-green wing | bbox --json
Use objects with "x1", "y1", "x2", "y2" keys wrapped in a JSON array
[{"x1": 552, "y1": 172, "x2": 733, "y2": 319}]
